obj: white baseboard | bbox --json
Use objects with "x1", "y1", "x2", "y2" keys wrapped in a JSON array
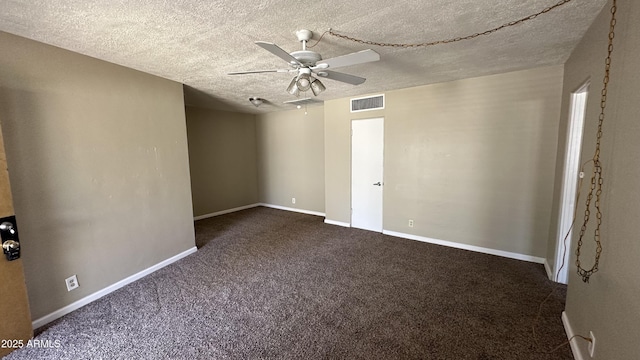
[
  {"x1": 194, "y1": 203, "x2": 260, "y2": 220},
  {"x1": 193, "y1": 203, "x2": 325, "y2": 220},
  {"x1": 544, "y1": 259, "x2": 554, "y2": 281},
  {"x1": 382, "y1": 230, "x2": 545, "y2": 264},
  {"x1": 324, "y1": 219, "x2": 351, "y2": 228},
  {"x1": 259, "y1": 203, "x2": 325, "y2": 217},
  {"x1": 32, "y1": 246, "x2": 197, "y2": 329},
  {"x1": 562, "y1": 311, "x2": 586, "y2": 360}
]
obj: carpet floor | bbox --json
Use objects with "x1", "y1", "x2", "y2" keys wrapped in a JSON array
[{"x1": 6, "y1": 207, "x2": 572, "y2": 359}]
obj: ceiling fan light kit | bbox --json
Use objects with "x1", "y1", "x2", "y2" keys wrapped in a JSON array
[
  {"x1": 295, "y1": 69, "x2": 312, "y2": 91},
  {"x1": 229, "y1": 29, "x2": 379, "y2": 98},
  {"x1": 310, "y1": 78, "x2": 326, "y2": 96},
  {"x1": 286, "y1": 78, "x2": 300, "y2": 96}
]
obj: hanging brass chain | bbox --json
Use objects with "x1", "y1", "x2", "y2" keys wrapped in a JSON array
[
  {"x1": 327, "y1": 0, "x2": 573, "y2": 48},
  {"x1": 575, "y1": 0, "x2": 617, "y2": 283}
]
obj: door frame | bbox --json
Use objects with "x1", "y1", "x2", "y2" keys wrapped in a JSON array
[
  {"x1": 554, "y1": 81, "x2": 589, "y2": 284},
  {"x1": 350, "y1": 117, "x2": 384, "y2": 232}
]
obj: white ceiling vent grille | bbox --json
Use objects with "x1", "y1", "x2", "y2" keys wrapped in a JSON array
[{"x1": 351, "y1": 94, "x2": 384, "y2": 113}]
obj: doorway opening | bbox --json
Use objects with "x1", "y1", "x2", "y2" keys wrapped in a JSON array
[{"x1": 554, "y1": 81, "x2": 589, "y2": 284}]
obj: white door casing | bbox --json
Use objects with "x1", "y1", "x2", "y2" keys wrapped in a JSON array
[{"x1": 554, "y1": 82, "x2": 589, "y2": 284}]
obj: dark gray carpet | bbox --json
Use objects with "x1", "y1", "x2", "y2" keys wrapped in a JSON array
[{"x1": 6, "y1": 207, "x2": 572, "y2": 359}]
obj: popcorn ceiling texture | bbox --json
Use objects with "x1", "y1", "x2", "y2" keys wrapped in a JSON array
[{"x1": 0, "y1": 0, "x2": 606, "y2": 113}]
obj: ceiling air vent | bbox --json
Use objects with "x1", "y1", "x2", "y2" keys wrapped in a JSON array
[{"x1": 350, "y1": 94, "x2": 384, "y2": 113}]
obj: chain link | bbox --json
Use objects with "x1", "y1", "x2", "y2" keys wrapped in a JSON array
[
  {"x1": 575, "y1": 0, "x2": 617, "y2": 283},
  {"x1": 328, "y1": 0, "x2": 573, "y2": 48}
]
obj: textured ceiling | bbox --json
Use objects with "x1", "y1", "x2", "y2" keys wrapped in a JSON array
[{"x1": 0, "y1": 0, "x2": 606, "y2": 114}]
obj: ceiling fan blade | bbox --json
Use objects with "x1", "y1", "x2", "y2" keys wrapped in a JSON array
[
  {"x1": 255, "y1": 41, "x2": 302, "y2": 66},
  {"x1": 317, "y1": 49, "x2": 380, "y2": 69},
  {"x1": 228, "y1": 69, "x2": 291, "y2": 75},
  {"x1": 317, "y1": 70, "x2": 366, "y2": 85}
]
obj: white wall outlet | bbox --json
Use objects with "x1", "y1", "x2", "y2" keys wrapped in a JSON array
[
  {"x1": 292, "y1": 197, "x2": 296, "y2": 204},
  {"x1": 588, "y1": 331, "x2": 596, "y2": 357},
  {"x1": 65, "y1": 275, "x2": 79, "y2": 292},
  {"x1": 408, "y1": 219, "x2": 414, "y2": 227}
]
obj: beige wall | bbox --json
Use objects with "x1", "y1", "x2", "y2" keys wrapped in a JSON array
[
  {"x1": 556, "y1": 1, "x2": 640, "y2": 359},
  {"x1": 325, "y1": 66, "x2": 564, "y2": 258},
  {"x1": 256, "y1": 106, "x2": 325, "y2": 213},
  {"x1": 0, "y1": 32, "x2": 195, "y2": 319},
  {"x1": 185, "y1": 107, "x2": 258, "y2": 217}
]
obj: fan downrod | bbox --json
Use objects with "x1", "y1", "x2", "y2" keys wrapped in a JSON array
[{"x1": 291, "y1": 29, "x2": 321, "y2": 66}]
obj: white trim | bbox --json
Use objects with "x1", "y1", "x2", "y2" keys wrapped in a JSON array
[
  {"x1": 194, "y1": 203, "x2": 260, "y2": 220},
  {"x1": 382, "y1": 230, "x2": 545, "y2": 264},
  {"x1": 32, "y1": 246, "x2": 197, "y2": 329},
  {"x1": 562, "y1": 311, "x2": 586, "y2": 360},
  {"x1": 544, "y1": 259, "x2": 554, "y2": 280},
  {"x1": 324, "y1": 219, "x2": 351, "y2": 228},
  {"x1": 554, "y1": 82, "x2": 589, "y2": 285},
  {"x1": 258, "y1": 203, "x2": 325, "y2": 217}
]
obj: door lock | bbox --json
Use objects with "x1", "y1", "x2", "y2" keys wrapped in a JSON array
[
  {"x1": 0, "y1": 221, "x2": 14, "y2": 232},
  {"x1": 0, "y1": 215, "x2": 21, "y2": 261},
  {"x1": 373, "y1": 182, "x2": 382, "y2": 186}
]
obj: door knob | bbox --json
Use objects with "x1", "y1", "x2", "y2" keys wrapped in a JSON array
[
  {"x1": 2, "y1": 240, "x2": 19, "y2": 252},
  {"x1": 373, "y1": 182, "x2": 382, "y2": 186},
  {"x1": 2, "y1": 240, "x2": 20, "y2": 261}
]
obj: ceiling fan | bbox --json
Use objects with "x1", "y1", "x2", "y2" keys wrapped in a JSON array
[{"x1": 228, "y1": 29, "x2": 380, "y2": 96}]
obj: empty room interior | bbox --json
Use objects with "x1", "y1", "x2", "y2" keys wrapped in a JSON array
[{"x1": 0, "y1": 0, "x2": 638, "y2": 359}]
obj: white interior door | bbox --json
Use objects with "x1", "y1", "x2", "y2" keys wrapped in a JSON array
[{"x1": 351, "y1": 118, "x2": 384, "y2": 232}]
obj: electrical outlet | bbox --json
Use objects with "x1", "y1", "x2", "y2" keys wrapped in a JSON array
[
  {"x1": 408, "y1": 219, "x2": 414, "y2": 227},
  {"x1": 65, "y1": 275, "x2": 79, "y2": 292},
  {"x1": 588, "y1": 331, "x2": 596, "y2": 357},
  {"x1": 292, "y1": 197, "x2": 296, "y2": 204}
]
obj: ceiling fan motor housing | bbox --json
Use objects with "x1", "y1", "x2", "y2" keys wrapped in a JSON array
[{"x1": 290, "y1": 51, "x2": 322, "y2": 66}]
